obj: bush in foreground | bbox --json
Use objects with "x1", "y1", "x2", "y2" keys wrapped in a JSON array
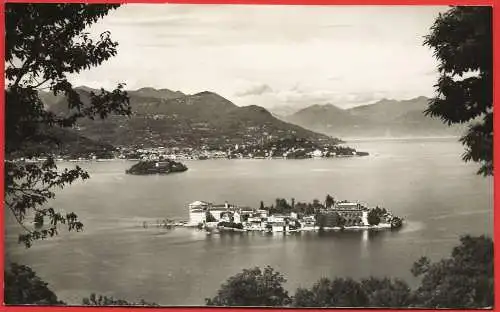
[
  {"x1": 4, "y1": 262, "x2": 64, "y2": 305},
  {"x1": 205, "y1": 266, "x2": 291, "y2": 306},
  {"x1": 82, "y1": 293, "x2": 158, "y2": 306},
  {"x1": 207, "y1": 235, "x2": 492, "y2": 308}
]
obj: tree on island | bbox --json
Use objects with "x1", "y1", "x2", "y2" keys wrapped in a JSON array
[
  {"x1": 312, "y1": 199, "x2": 324, "y2": 212},
  {"x1": 325, "y1": 194, "x2": 335, "y2": 209},
  {"x1": 424, "y1": 6, "x2": 492, "y2": 176},
  {"x1": 367, "y1": 209, "x2": 381, "y2": 226},
  {"x1": 206, "y1": 211, "x2": 217, "y2": 223},
  {"x1": 269, "y1": 198, "x2": 292, "y2": 215},
  {"x1": 291, "y1": 202, "x2": 310, "y2": 215},
  {"x1": 5, "y1": 3, "x2": 130, "y2": 248}
]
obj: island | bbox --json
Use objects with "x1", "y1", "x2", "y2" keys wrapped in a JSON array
[
  {"x1": 183, "y1": 195, "x2": 404, "y2": 234},
  {"x1": 125, "y1": 160, "x2": 188, "y2": 175}
]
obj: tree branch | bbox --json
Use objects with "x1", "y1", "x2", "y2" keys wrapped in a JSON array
[
  {"x1": 12, "y1": 55, "x2": 36, "y2": 87},
  {"x1": 8, "y1": 204, "x2": 34, "y2": 234}
]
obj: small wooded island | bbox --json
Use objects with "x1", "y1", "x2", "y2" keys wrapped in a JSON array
[{"x1": 126, "y1": 160, "x2": 188, "y2": 175}]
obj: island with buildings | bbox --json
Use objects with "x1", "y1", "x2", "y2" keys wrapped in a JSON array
[
  {"x1": 125, "y1": 160, "x2": 188, "y2": 175},
  {"x1": 185, "y1": 196, "x2": 403, "y2": 234}
]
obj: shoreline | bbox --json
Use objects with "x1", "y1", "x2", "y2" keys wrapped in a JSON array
[
  {"x1": 344, "y1": 135, "x2": 459, "y2": 142},
  {"x1": 17, "y1": 154, "x2": 369, "y2": 163},
  {"x1": 186, "y1": 222, "x2": 398, "y2": 233}
]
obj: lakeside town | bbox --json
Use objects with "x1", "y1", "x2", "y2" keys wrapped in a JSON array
[
  {"x1": 13, "y1": 136, "x2": 368, "y2": 162},
  {"x1": 147, "y1": 196, "x2": 404, "y2": 234},
  {"x1": 118, "y1": 141, "x2": 368, "y2": 161}
]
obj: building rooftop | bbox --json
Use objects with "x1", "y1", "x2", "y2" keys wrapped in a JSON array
[
  {"x1": 239, "y1": 206, "x2": 254, "y2": 211},
  {"x1": 190, "y1": 200, "x2": 210, "y2": 206}
]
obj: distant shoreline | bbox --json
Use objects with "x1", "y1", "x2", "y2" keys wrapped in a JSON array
[
  {"x1": 17, "y1": 154, "x2": 369, "y2": 163},
  {"x1": 344, "y1": 135, "x2": 460, "y2": 142},
  {"x1": 14, "y1": 137, "x2": 461, "y2": 163}
]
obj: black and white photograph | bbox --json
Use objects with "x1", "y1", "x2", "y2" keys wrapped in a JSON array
[{"x1": 4, "y1": 3, "x2": 493, "y2": 308}]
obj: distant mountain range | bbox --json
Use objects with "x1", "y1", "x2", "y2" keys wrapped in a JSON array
[
  {"x1": 282, "y1": 96, "x2": 464, "y2": 138},
  {"x1": 40, "y1": 87, "x2": 340, "y2": 151}
]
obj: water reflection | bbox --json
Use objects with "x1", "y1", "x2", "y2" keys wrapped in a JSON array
[{"x1": 201, "y1": 229, "x2": 393, "y2": 247}]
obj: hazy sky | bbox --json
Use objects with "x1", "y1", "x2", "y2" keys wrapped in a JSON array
[{"x1": 70, "y1": 4, "x2": 449, "y2": 109}]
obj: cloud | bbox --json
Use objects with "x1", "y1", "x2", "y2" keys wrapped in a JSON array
[
  {"x1": 109, "y1": 16, "x2": 195, "y2": 27},
  {"x1": 236, "y1": 84, "x2": 273, "y2": 97},
  {"x1": 75, "y1": 4, "x2": 447, "y2": 109}
]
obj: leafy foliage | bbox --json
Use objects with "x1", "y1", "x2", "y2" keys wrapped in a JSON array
[
  {"x1": 367, "y1": 209, "x2": 381, "y2": 226},
  {"x1": 5, "y1": 262, "x2": 157, "y2": 306},
  {"x1": 207, "y1": 236, "x2": 491, "y2": 308},
  {"x1": 206, "y1": 211, "x2": 217, "y2": 222},
  {"x1": 424, "y1": 6, "x2": 493, "y2": 175},
  {"x1": 5, "y1": 158, "x2": 89, "y2": 247},
  {"x1": 360, "y1": 277, "x2": 412, "y2": 307},
  {"x1": 205, "y1": 266, "x2": 291, "y2": 306},
  {"x1": 293, "y1": 277, "x2": 369, "y2": 307},
  {"x1": 325, "y1": 194, "x2": 335, "y2": 209},
  {"x1": 263, "y1": 198, "x2": 324, "y2": 216},
  {"x1": 5, "y1": 4, "x2": 131, "y2": 247},
  {"x1": 316, "y1": 211, "x2": 345, "y2": 228},
  {"x1": 4, "y1": 262, "x2": 65, "y2": 305},
  {"x1": 293, "y1": 277, "x2": 411, "y2": 308},
  {"x1": 259, "y1": 201, "x2": 265, "y2": 210},
  {"x1": 411, "y1": 235, "x2": 493, "y2": 308},
  {"x1": 269, "y1": 198, "x2": 292, "y2": 215},
  {"x1": 82, "y1": 293, "x2": 158, "y2": 306}
]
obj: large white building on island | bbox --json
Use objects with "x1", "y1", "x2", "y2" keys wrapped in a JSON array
[
  {"x1": 332, "y1": 201, "x2": 369, "y2": 226},
  {"x1": 188, "y1": 200, "x2": 211, "y2": 226},
  {"x1": 188, "y1": 200, "x2": 244, "y2": 226}
]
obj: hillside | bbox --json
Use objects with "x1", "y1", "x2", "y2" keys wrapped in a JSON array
[
  {"x1": 285, "y1": 97, "x2": 464, "y2": 138},
  {"x1": 8, "y1": 126, "x2": 115, "y2": 159},
  {"x1": 42, "y1": 87, "x2": 340, "y2": 149}
]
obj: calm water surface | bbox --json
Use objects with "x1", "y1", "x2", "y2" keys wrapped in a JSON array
[{"x1": 5, "y1": 138, "x2": 493, "y2": 305}]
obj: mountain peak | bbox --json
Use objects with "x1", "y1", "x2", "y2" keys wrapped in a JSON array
[
  {"x1": 136, "y1": 87, "x2": 157, "y2": 92},
  {"x1": 131, "y1": 87, "x2": 185, "y2": 100},
  {"x1": 75, "y1": 85, "x2": 99, "y2": 93},
  {"x1": 296, "y1": 103, "x2": 343, "y2": 114},
  {"x1": 192, "y1": 91, "x2": 235, "y2": 106},
  {"x1": 194, "y1": 91, "x2": 219, "y2": 97},
  {"x1": 314, "y1": 103, "x2": 340, "y2": 109},
  {"x1": 374, "y1": 98, "x2": 397, "y2": 104},
  {"x1": 411, "y1": 95, "x2": 430, "y2": 102}
]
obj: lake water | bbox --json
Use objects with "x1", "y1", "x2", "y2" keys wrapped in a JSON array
[{"x1": 5, "y1": 137, "x2": 493, "y2": 306}]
